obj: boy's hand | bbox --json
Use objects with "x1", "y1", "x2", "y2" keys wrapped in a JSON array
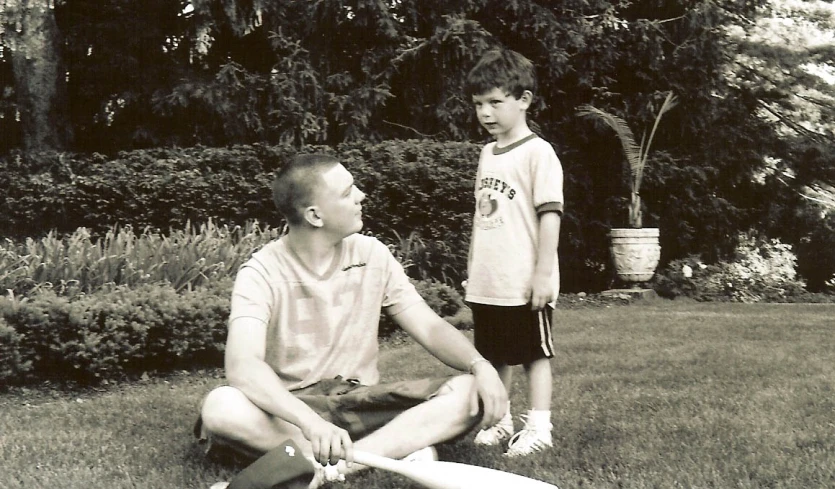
[{"x1": 530, "y1": 272, "x2": 553, "y2": 310}]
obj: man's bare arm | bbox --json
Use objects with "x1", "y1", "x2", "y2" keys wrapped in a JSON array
[
  {"x1": 392, "y1": 302, "x2": 508, "y2": 429},
  {"x1": 225, "y1": 317, "x2": 354, "y2": 465}
]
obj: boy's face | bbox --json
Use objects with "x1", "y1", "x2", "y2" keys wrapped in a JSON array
[
  {"x1": 472, "y1": 87, "x2": 532, "y2": 144},
  {"x1": 311, "y1": 163, "x2": 366, "y2": 237}
]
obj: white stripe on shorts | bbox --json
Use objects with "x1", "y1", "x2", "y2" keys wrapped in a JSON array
[{"x1": 538, "y1": 308, "x2": 554, "y2": 357}]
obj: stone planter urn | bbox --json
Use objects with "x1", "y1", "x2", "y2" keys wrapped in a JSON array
[{"x1": 608, "y1": 228, "x2": 661, "y2": 284}]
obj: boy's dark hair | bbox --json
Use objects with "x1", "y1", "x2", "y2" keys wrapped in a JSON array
[
  {"x1": 272, "y1": 154, "x2": 340, "y2": 225},
  {"x1": 465, "y1": 48, "x2": 537, "y2": 100}
]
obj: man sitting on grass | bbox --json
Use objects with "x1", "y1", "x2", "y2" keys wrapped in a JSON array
[{"x1": 195, "y1": 153, "x2": 507, "y2": 488}]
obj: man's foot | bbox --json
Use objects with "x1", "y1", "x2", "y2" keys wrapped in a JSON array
[
  {"x1": 307, "y1": 446, "x2": 436, "y2": 488},
  {"x1": 308, "y1": 460, "x2": 346, "y2": 489},
  {"x1": 474, "y1": 413, "x2": 514, "y2": 446},
  {"x1": 504, "y1": 416, "x2": 553, "y2": 457},
  {"x1": 402, "y1": 445, "x2": 438, "y2": 462}
]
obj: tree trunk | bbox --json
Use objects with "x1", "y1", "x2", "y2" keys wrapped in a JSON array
[{"x1": 2, "y1": 0, "x2": 70, "y2": 152}]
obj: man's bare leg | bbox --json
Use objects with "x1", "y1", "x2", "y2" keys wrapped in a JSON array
[
  {"x1": 200, "y1": 385, "x2": 309, "y2": 457},
  {"x1": 200, "y1": 375, "x2": 478, "y2": 469},
  {"x1": 350, "y1": 375, "x2": 478, "y2": 459}
]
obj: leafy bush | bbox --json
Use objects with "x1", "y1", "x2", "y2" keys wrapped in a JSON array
[
  {"x1": 654, "y1": 233, "x2": 807, "y2": 302},
  {"x1": 0, "y1": 314, "x2": 34, "y2": 381},
  {"x1": 414, "y1": 279, "x2": 467, "y2": 319},
  {"x1": 0, "y1": 146, "x2": 291, "y2": 240},
  {"x1": 0, "y1": 271, "x2": 466, "y2": 386},
  {"x1": 6, "y1": 141, "x2": 825, "y2": 295},
  {"x1": 0, "y1": 281, "x2": 231, "y2": 386},
  {"x1": 380, "y1": 278, "x2": 469, "y2": 339},
  {"x1": 795, "y1": 212, "x2": 835, "y2": 293},
  {"x1": 0, "y1": 141, "x2": 479, "y2": 285},
  {"x1": 331, "y1": 139, "x2": 479, "y2": 285}
]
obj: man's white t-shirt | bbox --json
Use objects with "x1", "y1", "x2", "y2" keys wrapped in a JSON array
[{"x1": 229, "y1": 234, "x2": 423, "y2": 391}]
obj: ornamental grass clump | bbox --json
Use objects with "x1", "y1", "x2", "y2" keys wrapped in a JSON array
[{"x1": 0, "y1": 219, "x2": 280, "y2": 297}]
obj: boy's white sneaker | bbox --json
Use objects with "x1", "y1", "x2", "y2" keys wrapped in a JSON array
[
  {"x1": 473, "y1": 413, "x2": 514, "y2": 446},
  {"x1": 504, "y1": 415, "x2": 553, "y2": 457}
]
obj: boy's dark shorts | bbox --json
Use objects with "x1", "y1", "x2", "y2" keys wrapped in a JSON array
[
  {"x1": 469, "y1": 302, "x2": 555, "y2": 366},
  {"x1": 195, "y1": 376, "x2": 452, "y2": 462}
]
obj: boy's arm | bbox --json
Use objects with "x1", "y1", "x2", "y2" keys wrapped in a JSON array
[{"x1": 530, "y1": 210, "x2": 561, "y2": 310}]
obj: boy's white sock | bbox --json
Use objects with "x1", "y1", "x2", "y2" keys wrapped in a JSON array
[
  {"x1": 525, "y1": 409, "x2": 552, "y2": 429},
  {"x1": 497, "y1": 401, "x2": 513, "y2": 425}
]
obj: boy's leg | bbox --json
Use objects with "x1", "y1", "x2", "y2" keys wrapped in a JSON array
[
  {"x1": 525, "y1": 357, "x2": 553, "y2": 411},
  {"x1": 504, "y1": 307, "x2": 555, "y2": 457},
  {"x1": 506, "y1": 359, "x2": 554, "y2": 457},
  {"x1": 474, "y1": 363, "x2": 515, "y2": 446},
  {"x1": 496, "y1": 363, "x2": 514, "y2": 389}
]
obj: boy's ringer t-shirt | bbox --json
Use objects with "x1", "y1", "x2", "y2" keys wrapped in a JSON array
[{"x1": 466, "y1": 135, "x2": 564, "y2": 307}]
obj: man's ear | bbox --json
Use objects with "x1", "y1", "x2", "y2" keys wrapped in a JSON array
[{"x1": 303, "y1": 206, "x2": 324, "y2": 228}]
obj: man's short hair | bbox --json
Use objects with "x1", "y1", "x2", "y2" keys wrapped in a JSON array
[
  {"x1": 465, "y1": 48, "x2": 537, "y2": 100},
  {"x1": 272, "y1": 154, "x2": 340, "y2": 225}
]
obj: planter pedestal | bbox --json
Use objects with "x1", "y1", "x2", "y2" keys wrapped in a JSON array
[{"x1": 601, "y1": 288, "x2": 658, "y2": 300}]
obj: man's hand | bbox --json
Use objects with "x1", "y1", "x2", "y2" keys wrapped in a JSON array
[
  {"x1": 468, "y1": 360, "x2": 508, "y2": 430},
  {"x1": 299, "y1": 414, "x2": 354, "y2": 467},
  {"x1": 530, "y1": 272, "x2": 553, "y2": 310}
]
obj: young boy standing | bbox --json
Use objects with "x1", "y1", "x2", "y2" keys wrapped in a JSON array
[{"x1": 464, "y1": 49, "x2": 564, "y2": 457}]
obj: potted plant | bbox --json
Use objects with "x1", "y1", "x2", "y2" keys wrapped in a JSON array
[{"x1": 577, "y1": 92, "x2": 678, "y2": 284}]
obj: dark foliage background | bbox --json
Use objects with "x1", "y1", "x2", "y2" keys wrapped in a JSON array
[
  {"x1": 4, "y1": 140, "x2": 835, "y2": 292},
  {"x1": 2, "y1": 0, "x2": 834, "y2": 290}
]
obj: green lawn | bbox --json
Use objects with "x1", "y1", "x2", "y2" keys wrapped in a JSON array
[{"x1": 2, "y1": 300, "x2": 834, "y2": 489}]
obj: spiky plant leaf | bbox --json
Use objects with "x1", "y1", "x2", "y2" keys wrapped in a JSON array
[{"x1": 577, "y1": 105, "x2": 643, "y2": 188}]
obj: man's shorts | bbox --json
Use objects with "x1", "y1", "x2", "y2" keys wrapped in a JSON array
[
  {"x1": 292, "y1": 376, "x2": 452, "y2": 439},
  {"x1": 195, "y1": 376, "x2": 452, "y2": 462},
  {"x1": 469, "y1": 303, "x2": 555, "y2": 366}
]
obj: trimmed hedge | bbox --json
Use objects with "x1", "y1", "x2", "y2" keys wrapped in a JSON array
[
  {"x1": 0, "y1": 145, "x2": 288, "y2": 239},
  {"x1": 0, "y1": 276, "x2": 467, "y2": 386},
  {"x1": 0, "y1": 280, "x2": 231, "y2": 385},
  {"x1": 0, "y1": 140, "x2": 480, "y2": 284}
]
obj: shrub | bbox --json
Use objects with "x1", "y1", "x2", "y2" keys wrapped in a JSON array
[
  {"x1": 0, "y1": 281, "x2": 231, "y2": 385},
  {"x1": 795, "y1": 212, "x2": 835, "y2": 292},
  {"x1": 380, "y1": 278, "x2": 469, "y2": 339},
  {"x1": 654, "y1": 233, "x2": 807, "y2": 302},
  {"x1": 0, "y1": 272, "x2": 465, "y2": 385},
  {"x1": 0, "y1": 141, "x2": 478, "y2": 285},
  {"x1": 414, "y1": 279, "x2": 466, "y2": 319},
  {"x1": 0, "y1": 314, "x2": 34, "y2": 384},
  {"x1": 0, "y1": 146, "x2": 292, "y2": 240}
]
